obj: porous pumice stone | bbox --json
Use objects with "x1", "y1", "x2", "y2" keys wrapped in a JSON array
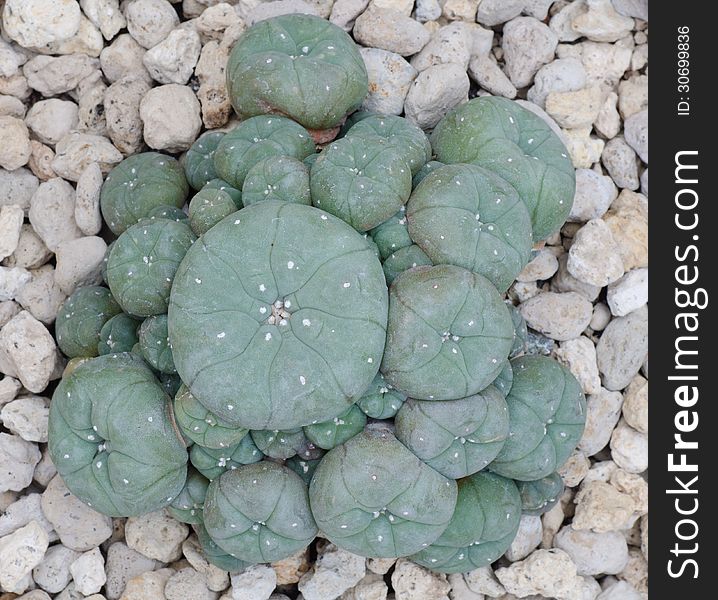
[
  {"x1": 226, "y1": 14, "x2": 368, "y2": 131},
  {"x1": 489, "y1": 355, "x2": 586, "y2": 481},
  {"x1": 213, "y1": 115, "x2": 315, "y2": 189},
  {"x1": 241, "y1": 155, "x2": 311, "y2": 206},
  {"x1": 174, "y1": 383, "x2": 249, "y2": 450},
  {"x1": 380, "y1": 264, "x2": 513, "y2": 401},
  {"x1": 430, "y1": 96, "x2": 575, "y2": 241},
  {"x1": 190, "y1": 435, "x2": 263, "y2": 481},
  {"x1": 515, "y1": 471, "x2": 565, "y2": 516},
  {"x1": 310, "y1": 135, "x2": 413, "y2": 231},
  {"x1": 169, "y1": 468, "x2": 209, "y2": 525},
  {"x1": 344, "y1": 115, "x2": 432, "y2": 176},
  {"x1": 100, "y1": 152, "x2": 189, "y2": 235},
  {"x1": 394, "y1": 386, "x2": 510, "y2": 479},
  {"x1": 47, "y1": 353, "x2": 188, "y2": 517},
  {"x1": 409, "y1": 472, "x2": 521, "y2": 573},
  {"x1": 203, "y1": 461, "x2": 318, "y2": 563},
  {"x1": 406, "y1": 163, "x2": 533, "y2": 292},
  {"x1": 168, "y1": 200, "x2": 388, "y2": 431},
  {"x1": 309, "y1": 423, "x2": 458, "y2": 558},
  {"x1": 106, "y1": 218, "x2": 196, "y2": 317},
  {"x1": 183, "y1": 131, "x2": 225, "y2": 191}
]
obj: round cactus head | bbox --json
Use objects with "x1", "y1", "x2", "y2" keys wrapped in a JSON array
[
  {"x1": 203, "y1": 461, "x2": 318, "y2": 563},
  {"x1": 189, "y1": 434, "x2": 263, "y2": 481},
  {"x1": 226, "y1": 14, "x2": 368, "y2": 131},
  {"x1": 100, "y1": 152, "x2": 189, "y2": 235},
  {"x1": 489, "y1": 355, "x2": 586, "y2": 481},
  {"x1": 188, "y1": 188, "x2": 238, "y2": 236},
  {"x1": 430, "y1": 96, "x2": 575, "y2": 240},
  {"x1": 138, "y1": 314, "x2": 176, "y2": 374},
  {"x1": 303, "y1": 404, "x2": 367, "y2": 450},
  {"x1": 168, "y1": 200, "x2": 388, "y2": 431},
  {"x1": 355, "y1": 373, "x2": 406, "y2": 420},
  {"x1": 381, "y1": 245, "x2": 433, "y2": 285},
  {"x1": 183, "y1": 131, "x2": 225, "y2": 191},
  {"x1": 48, "y1": 353, "x2": 188, "y2": 516},
  {"x1": 406, "y1": 163, "x2": 533, "y2": 292},
  {"x1": 241, "y1": 155, "x2": 311, "y2": 206},
  {"x1": 516, "y1": 472, "x2": 565, "y2": 516},
  {"x1": 195, "y1": 523, "x2": 250, "y2": 573},
  {"x1": 381, "y1": 265, "x2": 514, "y2": 400},
  {"x1": 250, "y1": 428, "x2": 310, "y2": 460},
  {"x1": 309, "y1": 423, "x2": 458, "y2": 558},
  {"x1": 169, "y1": 468, "x2": 210, "y2": 524},
  {"x1": 410, "y1": 472, "x2": 521, "y2": 573}
]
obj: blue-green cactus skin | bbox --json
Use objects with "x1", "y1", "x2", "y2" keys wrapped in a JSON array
[
  {"x1": 410, "y1": 472, "x2": 521, "y2": 573},
  {"x1": 406, "y1": 164, "x2": 533, "y2": 292},
  {"x1": 339, "y1": 110, "x2": 378, "y2": 138},
  {"x1": 310, "y1": 136, "x2": 412, "y2": 232},
  {"x1": 370, "y1": 209, "x2": 412, "y2": 262},
  {"x1": 516, "y1": 472, "x2": 565, "y2": 516},
  {"x1": 213, "y1": 116, "x2": 315, "y2": 190},
  {"x1": 138, "y1": 314, "x2": 176, "y2": 374},
  {"x1": 226, "y1": 14, "x2": 368, "y2": 131},
  {"x1": 309, "y1": 424, "x2": 458, "y2": 558},
  {"x1": 489, "y1": 355, "x2": 586, "y2": 481},
  {"x1": 106, "y1": 218, "x2": 196, "y2": 317},
  {"x1": 168, "y1": 201, "x2": 388, "y2": 431},
  {"x1": 203, "y1": 179, "x2": 243, "y2": 210},
  {"x1": 345, "y1": 115, "x2": 432, "y2": 176},
  {"x1": 146, "y1": 205, "x2": 189, "y2": 223},
  {"x1": 188, "y1": 188, "x2": 238, "y2": 236},
  {"x1": 169, "y1": 468, "x2": 209, "y2": 524},
  {"x1": 174, "y1": 384, "x2": 248, "y2": 450},
  {"x1": 492, "y1": 361, "x2": 514, "y2": 398},
  {"x1": 250, "y1": 428, "x2": 310, "y2": 460},
  {"x1": 183, "y1": 132, "x2": 225, "y2": 190},
  {"x1": 303, "y1": 404, "x2": 367, "y2": 450},
  {"x1": 47, "y1": 353, "x2": 188, "y2": 517},
  {"x1": 394, "y1": 386, "x2": 510, "y2": 479},
  {"x1": 412, "y1": 161, "x2": 444, "y2": 188},
  {"x1": 203, "y1": 461, "x2": 318, "y2": 563},
  {"x1": 158, "y1": 372, "x2": 182, "y2": 397},
  {"x1": 241, "y1": 155, "x2": 311, "y2": 206},
  {"x1": 285, "y1": 455, "x2": 324, "y2": 485},
  {"x1": 508, "y1": 303, "x2": 528, "y2": 359},
  {"x1": 56, "y1": 286, "x2": 123, "y2": 358},
  {"x1": 356, "y1": 373, "x2": 406, "y2": 420},
  {"x1": 195, "y1": 524, "x2": 250, "y2": 573},
  {"x1": 97, "y1": 313, "x2": 142, "y2": 356},
  {"x1": 381, "y1": 265, "x2": 513, "y2": 401},
  {"x1": 100, "y1": 152, "x2": 189, "y2": 235},
  {"x1": 189, "y1": 434, "x2": 263, "y2": 481},
  {"x1": 430, "y1": 97, "x2": 575, "y2": 241},
  {"x1": 382, "y1": 245, "x2": 433, "y2": 285}
]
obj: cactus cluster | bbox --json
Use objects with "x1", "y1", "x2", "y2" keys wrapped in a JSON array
[{"x1": 48, "y1": 14, "x2": 585, "y2": 575}]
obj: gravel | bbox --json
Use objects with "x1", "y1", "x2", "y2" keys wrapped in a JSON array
[{"x1": 0, "y1": 1, "x2": 649, "y2": 597}]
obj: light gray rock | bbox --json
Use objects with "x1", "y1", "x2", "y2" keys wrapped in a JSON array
[
  {"x1": 602, "y1": 137, "x2": 639, "y2": 190},
  {"x1": 555, "y1": 526, "x2": 629, "y2": 576},
  {"x1": 462, "y1": 566, "x2": 505, "y2": 597},
  {"x1": 475, "y1": 0, "x2": 525, "y2": 26},
  {"x1": 390, "y1": 559, "x2": 450, "y2": 600},
  {"x1": 414, "y1": 0, "x2": 441, "y2": 22},
  {"x1": 622, "y1": 374, "x2": 647, "y2": 434},
  {"x1": 606, "y1": 268, "x2": 647, "y2": 317},
  {"x1": 0, "y1": 493, "x2": 55, "y2": 541},
  {"x1": 0, "y1": 168, "x2": 38, "y2": 214},
  {"x1": 571, "y1": 0, "x2": 634, "y2": 43},
  {"x1": 523, "y1": 0, "x2": 554, "y2": 19},
  {"x1": 596, "y1": 580, "x2": 642, "y2": 600},
  {"x1": 517, "y1": 249, "x2": 559, "y2": 282},
  {"x1": 140, "y1": 84, "x2": 203, "y2": 152},
  {"x1": 28, "y1": 177, "x2": 82, "y2": 252},
  {"x1": 105, "y1": 542, "x2": 158, "y2": 600},
  {"x1": 104, "y1": 74, "x2": 152, "y2": 156},
  {"x1": 567, "y1": 219, "x2": 624, "y2": 287},
  {"x1": 360, "y1": 48, "x2": 417, "y2": 116},
  {"x1": 231, "y1": 565, "x2": 276, "y2": 600},
  {"x1": 247, "y1": 0, "x2": 321, "y2": 25},
  {"x1": 0, "y1": 310, "x2": 56, "y2": 392},
  {"x1": 195, "y1": 3, "x2": 244, "y2": 43},
  {"x1": 468, "y1": 54, "x2": 517, "y2": 99},
  {"x1": 545, "y1": 85, "x2": 604, "y2": 129},
  {"x1": 0, "y1": 520, "x2": 50, "y2": 594},
  {"x1": 33, "y1": 445, "x2": 57, "y2": 487},
  {"x1": 447, "y1": 572, "x2": 484, "y2": 600},
  {"x1": 125, "y1": 509, "x2": 189, "y2": 562},
  {"x1": 54, "y1": 236, "x2": 107, "y2": 295},
  {"x1": 495, "y1": 549, "x2": 581, "y2": 600},
  {"x1": 0, "y1": 432, "x2": 41, "y2": 493},
  {"x1": 329, "y1": 0, "x2": 370, "y2": 31},
  {"x1": 143, "y1": 26, "x2": 202, "y2": 85},
  {"x1": 569, "y1": 169, "x2": 617, "y2": 223},
  {"x1": 0, "y1": 375, "x2": 21, "y2": 407},
  {"x1": 23, "y1": 54, "x2": 100, "y2": 97},
  {"x1": 33, "y1": 544, "x2": 81, "y2": 594},
  {"x1": 603, "y1": 190, "x2": 647, "y2": 271},
  {"x1": 165, "y1": 567, "x2": 218, "y2": 600},
  {"x1": 119, "y1": 567, "x2": 175, "y2": 600},
  {"x1": 353, "y1": 5, "x2": 430, "y2": 57},
  {"x1": 549, "y1": 0, "x2": 587, "y2": 42},
  {"x1": 594, "y1": 91, "x2": 621, "y2": 139},
  {"x1": 617, "y1": 74, "x2": 647, "y2": 120},
  {"x1": 0, "y1": 116, "x2": 32, "y2": 171},
  {"x1": 2, "y1": 0, "x2": 82, "y2": 50},
  {"x1": 81, "y1": 0, "x2": 126, "y2": 40},
  {"x1": 0, "y1": 39, "x2": 25, "y2": 79},
  {"x1": 0, "y1": 303, "x2": 21, "y2": 330},
  {"x1": 573, "y1": 479, "x2": 640, "y2": 532},
  {"x1": 596, "y1": 305, "x2": 648, "y2": 391},
  {"x1": 298, "y1": 544, "x2": 366, "y2": 600},
  {"x1": 554, "y1": 336, "x2": 601, "y2": 395},
  {"x1": 552, "y1": 254, "x2": 601, "y2": 302},
  {"x1": 502, "y1": 17, "x2": 558, "y2": 88},
  {"x1": 41, "y1": 475, "x2": 113, "y2": 551},
  {"x1": 51, "y1": 132, "x2": 123, "y2": 181},
  {"x1": 2, "y1": 223, "x2": 53, "y2": 271},
  {"x1": 624, "y1": 109, "x2": 647, "y2": 164},
  {"x1": 610, "y1": 0, "x2": 647, "y2": 20},
  {"x1": 182, "y1": 535, "x2": 229, "y2": 592},
  {"x1": 74, "y1": 163, "x2": 104, "y2": 235},
  {"x1": 410, "y1": 22, "x2": 473, "y2": 71},
  {"x1": 609, "y1": 419, "x2": 648, "y2": 473},
  {"x1": 505, "y1": 515, "x2": 543, "y2": 562},
  {"x1": 579, "y1": 387, "x2": 623, "y2": 456},
  {"x1": 519, "y1": 292, "x2": 593, "y2": 342},
  {"x1": 70, "y1": 547, "x2": 106, "y2": 595},
  {"x1": 0, "y1": 265, "x2": 31, "y2": 301},
  {"x1": 404, "y1": 63, "x2": 469, "y2": 129},
  {"x1": 590, "y1": 302, "x2": 611, "y2": 332},
  {"x1": 15, "y1": 265, "x2": 67, "y2": 324},
  {"x1": 366, "y1": 557, "x2": 396, "y2": 576},
  {"x1": 99, "y1": 34, "x2": 150, "y2": 83},
  {"x1": 0, "y1": 395, "x2": 49, "y2": 442},
  {"x1": 125, "y1": 0, "x2": 180, "y2": 48},
  {"x1": 639, "y1": 168, "x2": 647, "y2": 196},
  {"x1": 556, "y1": 41, "x2": 633, "y2": 91}
]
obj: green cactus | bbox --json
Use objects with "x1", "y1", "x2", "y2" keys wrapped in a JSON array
[
  {"x1": 356, "y1": 373, "x2": 406, "y2": 420},
  {"x1": 97, "y1": 313, "x2": 141, "y2": 356},
  {"x1": 339, "y1": 110, "x2": 378, "y2": 137},
  {"x1": 203, "y1": 179, "x2": 243, "y2": 209},
  {"x1": 250, "y1": 428, "x2": 310, "y2": 460},
  {"x1": 489, "y1": 356, "x2": 586, "y2": 481},
  {"x1": 303, "y1": 404, "x2": 367, "y2": 450},
  {"x1": 492, "y1": 361, "x2": 514, "y2": 398},
  {"x1": 309, "y1": 424, "x2": 457, "y2": 558},
  {"x1": 56, "y1": 286, "x2": 123, "y2": 358},
  {"x1": 138, "y1": 315, "x2": 176, "y2": 374},
  {"x1": 381, "y1": 265, "x2": 513, "y2": 401},
  {"x1": 189, "y1": 434, "x2": 263, "y2": 481},
  {"x1": 226, "y1": 14, "x2": 368, "y2": 131},
  {"x1": 188, "y1": 188, "x2": 238, "y2": 236},
  {"x1": 412, "y1": 161, "x2": 444, "y2": 188},
  {"x1": 410, "y1": 472, "x2": 521, "y2": 573},
  {"x1": 213, "y1": 116, "x2": 315, "y2": 189},
  {"x1": 382, "y1": 245, "x2": 433, "y2": 285},
  {"x1": 48, "y1": 353, "x2": 188, "y2": 516},
  {"x1": 310, "y1": 135, "x2": 413, "y2": 231},
  {"x1": 168, "y1": 201, "x2": 387, "y2": 431},
  {"x1": 241, "y1": 155, "x2": 311, "y2": 206},
  {"x1": 369, "y1": 209, "x2": 412, "y2": 261},
  {"x1": 169, "y1": 468, "x2": 209, "y2": 524},
  {"x1": 430, "y1": 97, "x2": 575, "y2": 241},
  {"x1": 285, "y1": 455, "x2": 324, "y2": 485},
  {"x1": 406, "y1": 164, "x2": 533, "y2": 292},
  {"x1": 183, "y1": 131, "x2": 225, "y2": 191},
  {"x1": 508, "y1": 303, "x2": 528, "y2": 359},
  {"x1": 146, "y1": 205, "x2": 189, "y2": 223},
  {"x1": 394, "y1": 386, "x2": 509, "y2": 479},
  {"x1": 106, "y1": 219, "x2": 196, "y2": 317},
  {"x1": 100, "y1": 152, "x2": 189, "y2": 235},
  {"x1": 195, "y1": 523, "x2": 250, "y2": 572},
  {"x1": 516, "y1": 472, "x2": 565, "y2": 516},
  {"x1": 203, "y1": 461, "x2": 318, "y2": 563}
]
